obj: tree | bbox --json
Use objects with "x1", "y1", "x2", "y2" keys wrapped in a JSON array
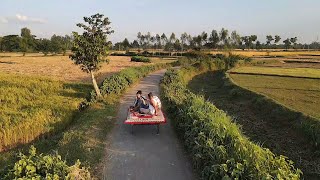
[
  {"x1": 155, "y1": 34, "x2": 161, "y2": 49},
  {"x1": 256, "y1": 41, "x2": 262, "y2": 50},
  {"x1": 0, "y1": 37, "x2": 3, "y2": 51},
  {"x1": 173, "y1": 39, "x2": 182, "y2": 51},
  {"x1": 230, "y1": 31, "x2": 241, "y2": 48},
  {"x1": 219, "y1": 28, "x2": 229, "y2": 46},
  {"x1": 20, "y1": 27, "x2": 35, "y2": 55},
  {"x1": 274, "y1": 35, "x2": 281, "y2": 44},
  {"x1": 201, "y1": 31, "x2": 208, "y2": 46},
  {"x1": 2, "y1": 35, "x2": 21, "y2": 52},
  {"x1": 208, "y1": 29, "x2": 220, "y2": 49},
  {"x1": 169, "y1": 33, "x2": 176, "y2": 44},
  {"x1": 266, "y1": 35, "x2": 274, "y2": 46},
  {"x1": 131, "y1": 40, "x2": 140, "y2": 48},
  {"x1": 37, "y1": 38, "x2": 52, "y2": 55},
  {"x1": 180, "y1": 32, "x2": 188, "y2": 52},
  {"x1": 122, "y1": 38, "x2": 130, "y2": 50},
  {"x1": 290, "y1": 37, "x2": 298, "y2": 49},
  {"x1": 160, "y1": 33, "x2": 167, "y2": 47},
  {"x1": 50, "y1": 34, "x2": 64, "y2": 54},
  {"x1": 249, "y1": 35, "x2": 257, "y2": 49},
  {"x1": 70, "y1": 13, "x2": 114, "y2": 98},
  {"x1": 283, "y1": 38, "x2": 291, "y2": 50}
]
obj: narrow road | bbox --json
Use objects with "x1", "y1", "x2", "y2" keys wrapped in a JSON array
[{"x1": 103, "y1": 69, "x2": 195, "y2": 180}]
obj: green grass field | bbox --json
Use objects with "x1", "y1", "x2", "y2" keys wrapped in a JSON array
[
  {"x1": 231, "y1": 66, "x2": 320, "y2": 79},
  {"x1": 230, "y1": 74, "x2": 320, "y2": 119},
  {"x1": 0, "y1": 73, "x2": 92, "y2": 151}
]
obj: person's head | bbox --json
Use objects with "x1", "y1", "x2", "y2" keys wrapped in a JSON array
[
  {"x1": 148, "y1": 92, "x2": 154, "y2": 99},
  {"x1": 136, "y1": 90, "x2": 142, "y2": 98}
]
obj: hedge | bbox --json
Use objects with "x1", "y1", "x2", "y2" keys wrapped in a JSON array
[
  {"x1": 131, "y1": 56, "x2": 151, "y2": 63},
  {"x1": 160, "y1": 61, "x2": 301, "y2": 179}
]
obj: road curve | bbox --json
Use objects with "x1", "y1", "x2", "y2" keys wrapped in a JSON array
[{"x1": 103, "y1": 69, "x2": 195, "y2": 180}]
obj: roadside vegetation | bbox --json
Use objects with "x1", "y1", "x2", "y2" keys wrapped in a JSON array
[
  {"x1": 161, "y1": 60, "x2": 301, "y2": 179},
  {"x1": 188, "y1": 71, "x2": 320, "y2": 178},
  {"x1": 131, "y1": 56, "x2": 151, "y2": 63}
]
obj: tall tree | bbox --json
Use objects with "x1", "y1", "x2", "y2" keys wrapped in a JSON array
[
  {"x1": 201, "y1": 31, "x2": 208, "y2": 46},
  {"x1": 169, "y1": 33, "x2": 176, "y2": 44},
  {"x1": 70, "y1": 13, "x2": 114, "y2": 98},
  {"x1": 290, "y1": 37, "x2": 298, "y2": 49},
  {"x1": 208, "y1": 29, "x2": 220, "y2": 49},
  {"x1": 274, "y1": 35, "x2": 281, "y2": 44},
  {"x1": 122, "y1": 38, "x2": 130, "y2": 50},
  {"x1": 283, "y1": 38, "x2": 291, "y2": 50},
  {"x1": 219, "y1": 28, "x2": 229, "y2": 46},
  {"x1": 131, "y1": 40, "x2": 139, "y2": 48},
  {"x1": 250, "y1": 35, "x2": 257, "y2": 49},
  {"x1": 155, "y1": 34, "x2": 161, "y2": 49},
  {"x1": 256, "y1": 41, "x2": 262, "y2": 50},
  {"x1": 230, "y1": 31, "x2": 241, "y2": 48},
  {"x1": 20, "y1": 27, "x2": 35, "y2": 55},
  {"x1": 266, "y1": 35, "x2": 274, "y2": 46},
  {"x1": 180, "y1": 32, "x2": 189, "y2": 52},
  {"x1": 160, "y1": 33, "x2": 168, "y2": 49},
  {"x1": 2, "y1": 35, "x2": 21, "y2": 52}
]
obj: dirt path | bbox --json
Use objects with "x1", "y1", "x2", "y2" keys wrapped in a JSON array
[
  {"x1": 187, "y1": 71, "x2": 320, "y2": 179},
  {"x1": 102, "y1": 69, "x2": 195, "y2": 180}
]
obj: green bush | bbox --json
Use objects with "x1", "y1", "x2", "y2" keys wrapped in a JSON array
[
  {"x1": 100, "y1": 63, "x2": 170, "y2": 95},
  {"x1": 131, "y1": 56, "x2": 151, "y2": 63},
  {"x1": 3, "y1": 146, "x2": 90, "y2": 180},
  {"x1": 160, "y1": 63, "x2": 301, "y2": 179}
]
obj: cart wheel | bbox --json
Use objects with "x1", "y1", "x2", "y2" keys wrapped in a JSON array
[
  {"x1": 156, "y1": 124, "x2": 160, "y2": 134},
  {"x1": 131, "y1": 125, "x2": 134, "y2": 134}
]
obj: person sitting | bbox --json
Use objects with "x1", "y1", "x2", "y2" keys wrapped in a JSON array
[
  {"x1": 130, "y1": 90, "x2": 149, "y2": 114},
  {"x1": 148, "y1": 92, "x2": 162, "y2": 116}
]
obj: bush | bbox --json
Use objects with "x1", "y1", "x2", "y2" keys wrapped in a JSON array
[
  {"x1": 131, "y1": 56, "x2": 151, "y2": 63},
  {"x1": 160, "y1": 62, "x2": 301, "y2": 179},
  {"x1": 3, "y1": 146, "x2": 90, "y2": 179}
]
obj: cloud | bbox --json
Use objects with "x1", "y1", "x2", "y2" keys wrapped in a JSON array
[{"x1": 0, "y1": 14, "x2": 47, "y2": 24}]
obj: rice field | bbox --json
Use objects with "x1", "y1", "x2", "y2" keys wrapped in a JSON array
[
  {"x1": 230, "y1": 66, "x2": 320, "y2": 79},
  {"x1": 230, "y1": 73, "x2": 320, "y2": 119}
]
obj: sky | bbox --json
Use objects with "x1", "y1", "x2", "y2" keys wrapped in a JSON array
[{"x1": 1, "y1": 0, "x2": 320, "y2": 43}]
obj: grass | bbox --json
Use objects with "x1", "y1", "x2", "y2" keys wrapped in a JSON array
[
  {"x1": 208, "y1": 50, "x2": 320, "y2": 57},
  {"x1": 161, "y1": 64, "x2": 302, "y2": 179},
  {"x1": 0, "y1": 53, "x2": 173, "y2": 83},
  {"x1": 230, "y1": 74, "x2": 320, "y2": 119},
  {"x1": 231, "y1": 66, "x2": 320, "y2": 78},
  {"x1": 0, "y1": 72, "x2": 92, "y2": 152},
  {"x1": 187, "y1": 71, "x2": 320, "y2": 177},
  {"x1": 0, "y1": 99, "x2": 117, "y2": 178}
]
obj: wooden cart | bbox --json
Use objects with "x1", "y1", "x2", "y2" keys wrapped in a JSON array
[{"x1": 124, "y1": 110, "x2": 166, "y2": 134}]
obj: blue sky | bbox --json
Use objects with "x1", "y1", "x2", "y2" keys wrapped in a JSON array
[{"x1": 1, "y1": 0, "x2": 320, "y2": 43}]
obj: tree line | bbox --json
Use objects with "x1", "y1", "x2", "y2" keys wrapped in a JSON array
[
  {"x1": 0, "y1": 27, "x2": 73, "y2": 55},
  {"x1": 1, "y1": 27, "x2": 320, "y2": 55},
  {"x1": 113, "y1": 29, "x2": 320, "y2": 51}
]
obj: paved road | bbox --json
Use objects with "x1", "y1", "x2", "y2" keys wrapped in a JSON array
[{"x1": 103, "y1": 69, "x2": 195, "y2": 180}]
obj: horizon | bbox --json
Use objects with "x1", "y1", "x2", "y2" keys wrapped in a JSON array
[{"x1": 1, "y1": 0, "x2": 320, "y2": 44}]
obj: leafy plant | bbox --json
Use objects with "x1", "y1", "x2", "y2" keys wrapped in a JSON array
[
  {"x1": 4, "y1": 146, "x2": 90, "y2": 179},
  {"x1": 160, "y1": 62, "x2": 301, "y2": 179},
  {"x1": 131, "y1": 56, "x2": 151, "y2": 63}
]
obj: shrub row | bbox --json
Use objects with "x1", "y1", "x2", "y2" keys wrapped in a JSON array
[
  {"x1": 226, "y1": 73, "x2": 320, "y2": 147},
  {"x1": 2, "y1": 146, "x2": 90, "y2": 179},
  {"x1": 160, "y1": 62, "x2": 301, "y2": 179},
  {"x1": 131, "y1": 56, "x2": 151, "y2": 63}
]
